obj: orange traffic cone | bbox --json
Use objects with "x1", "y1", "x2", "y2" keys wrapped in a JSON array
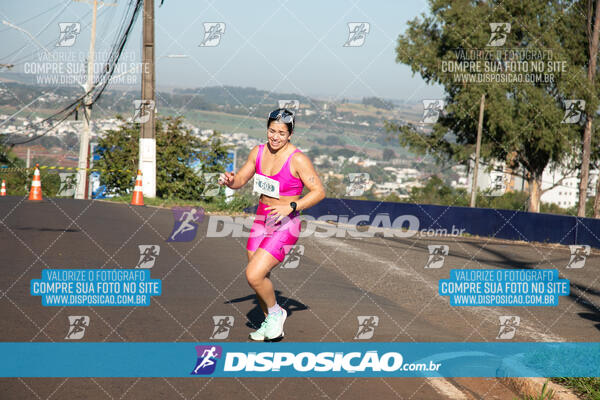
[
  {"x1": 131, "y1": 169, "x2": 144, "y2": 206},
  {"x1": 28, "y1": 164, "x2": 43, "y2": 201},
  {"x1": 0, "y1": 180, "x2": 6, "y2": 196}
]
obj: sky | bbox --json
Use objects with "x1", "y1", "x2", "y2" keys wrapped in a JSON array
[{"x1": 0, "y1": 0, "x2": 444, "y2": 101}]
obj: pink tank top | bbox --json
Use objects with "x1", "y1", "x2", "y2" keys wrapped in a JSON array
[{"x1": 255, "y1": 144, "x2": 304, "y2": 196}]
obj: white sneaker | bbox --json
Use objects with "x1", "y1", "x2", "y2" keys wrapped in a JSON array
[
  {"x1": 249, "y1": 320, "x2": 268, "y2": 341},
  {"x1": 263, "y1": 308, "x2": 287, "y2": 340},
  {"x1": 249, "y1": 319, "x2": 285, "y2": 341}
]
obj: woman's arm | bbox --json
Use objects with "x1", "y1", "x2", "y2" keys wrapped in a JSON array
[
  {"x1": 293, "y1": 152, "x2": 326, "y2": 211},
  {"x1": 221, "y1": 145, "x2": 259, "y2": 189}
]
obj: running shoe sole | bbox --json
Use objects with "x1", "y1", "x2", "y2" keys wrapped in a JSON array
[
  {"x1": 264, "y1": 309, "x2": 287, "y2": 340},
  {"x1": 248, "y1": 331, "x2": 285, "y2": 341}
]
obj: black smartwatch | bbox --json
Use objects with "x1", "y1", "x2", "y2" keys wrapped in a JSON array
[{"x1": 290, "y1": 202, "x2": 297, "y2": 212}]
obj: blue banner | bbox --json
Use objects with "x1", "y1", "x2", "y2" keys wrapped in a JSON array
[
  {"x1": 30, "y1": 269, "x2": 162, "y2": 306},
  {"x1": 258, "y1": 198, "x2": 600, "y2": 249},
  {"x1": 438, "y1": 269, "x2": 570, "y2": 306},
  {"x1": 1, "y1": 342, "x2": 599, "y2": 377}
]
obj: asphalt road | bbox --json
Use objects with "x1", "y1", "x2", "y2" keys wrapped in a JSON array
[{"x1": 0, "y1": 196, "x2": 598, "y2": 399}]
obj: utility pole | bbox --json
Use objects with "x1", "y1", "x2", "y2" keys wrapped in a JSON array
[
  {"x1": 470, "y1": 93, "x2": 485, "y2": 208},
  {"x1": 75, "y1": 0, "x2": 98, "y2": 199},
  {"x1": 139, "y1": 0, "x2": 156, "y2": 198},
  {"x1": 26, "y1": 148, "x2": 31, "y2": 169},
  {"x1": 578, "y1": 0, "x2": 600, "y2": 217}
]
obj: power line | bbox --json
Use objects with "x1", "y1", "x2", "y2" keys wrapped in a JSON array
[
  {"x1": 3, "y1": 6, "x2": 109, "y2": 67},
  {"x1": 7, "y1": 106, "x2": 79, "y2": 146},
  {"x1": 0, "y1": 0, "x2": 74, "y2": 63},
  {"x1": 3, "y1": 0, "x2": 143, "y2": 146},
  {"x1": 0, "y1": 3, "x2": 64, "y2": 34},
  {"x1": 91, "y1": 0, "x2": 143, "y2": 103}
]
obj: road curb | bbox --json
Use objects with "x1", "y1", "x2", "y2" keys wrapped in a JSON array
[
  {"x1": 496, "y1": 353, "x2": 581, "y2": 399},
  {"x1": 499, "y1": 377, "x2": 579, "y2": 400}
]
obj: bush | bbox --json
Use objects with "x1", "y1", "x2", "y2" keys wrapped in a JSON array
[{"x1": 95, "y1": 116, "x2": 231, "y2": 200}]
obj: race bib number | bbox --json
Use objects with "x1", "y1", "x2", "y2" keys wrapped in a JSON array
[{"x1": 253, "y1": 174, "x2": 280, "y2": 198}]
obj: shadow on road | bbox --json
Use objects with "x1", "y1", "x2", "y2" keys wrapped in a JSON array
[
  {"x1": 375, "y1": 235, "x2": 569, "y2": 268},
  {"x1": 13, "y1": 226, "x2": 79, "y2": 232},
  {"x1": 225, "y1": 290, "x2": 309, "y2": 329},
  {"x1": 570, "y1": 281, "x2": 600, "y2": 331},
  {"x1": 578, "y1": 313, "x2": 600, "y2": 332}
]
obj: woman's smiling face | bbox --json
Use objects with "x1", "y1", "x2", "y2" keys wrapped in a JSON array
[{"x1": 267, "y1": 121, "x2": 291, "y2": 150}]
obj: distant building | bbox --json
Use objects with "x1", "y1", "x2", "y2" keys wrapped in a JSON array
[
  {"x1": 374, "y1": 182, "x2": 401, "y2": 196},
  {"x1": 358, "y1": 159, "x2": 376, "y2": 167},
  {"x1": 540, "y1": 167, "x2": 598, "y2": 208},
  {"x1": 465, "y1": 159, "x2": 525, "y2": 196},
  {"x1": 397, "y1": 168, "x2": 420, "y2": 180},
  {"x1": 464, "y1": 156, "x2": 598, "y2": 208}
]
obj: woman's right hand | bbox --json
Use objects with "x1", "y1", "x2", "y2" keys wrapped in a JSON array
[{"x1": 219, "y1": 172, "x2": 235, "y2": 188}]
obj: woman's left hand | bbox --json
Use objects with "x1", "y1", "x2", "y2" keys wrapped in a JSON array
[{"x1": 264, "y1": 204, "x2": 294, "y2": 224}]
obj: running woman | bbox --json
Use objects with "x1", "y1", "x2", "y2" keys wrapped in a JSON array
[{"x1": 220, "y1": 108, "x2": 325, "y2": 341}]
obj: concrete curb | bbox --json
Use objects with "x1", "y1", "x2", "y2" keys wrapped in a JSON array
[
  {"x1": 497, "y1": 354, "x2": 581, "y2": 399},
  {"x1": 499, "y1": 377, "x2": 580, "y2": 400}
]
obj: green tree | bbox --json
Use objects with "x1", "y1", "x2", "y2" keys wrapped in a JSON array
[
  {"x1": 323, "y1": 175, "x2": 345, "y2": 198},
  {"x1": 95, "y1": 116, "x2": 231, "y2": 199},
  {"x1": 401, "y1": 176, "x2": 571, "y2": 213},
  {"x1": 407, "y1": 176, "x2": 469, "y2": 206},
  {"x1": 382, "y1": 148, "x2": 396, "y2": 161},
  {"x1": 593, "y1": 123, "x2": 600, "y2": 217},
  {"x1": 0, "y1": 137, "x2": 64, "y2": 196},
  {"x1": 387, "y1": 0, "x2": 587, "y2": 213},
  {"x1": 362, "y1": 96, "x2": 394, "y2": 110},
  {"x1": 309, "y1": 146, "x2": 323, "y2": 156},
  {"x1": 575, "y1": 0, "x2": 600, "y2": 217},
  {"x1": 324, "y1": 135, "x2": 342, "y2": 146},
  {"x1": 333, "y1": 148, "x2": 356, "y2": 158}
]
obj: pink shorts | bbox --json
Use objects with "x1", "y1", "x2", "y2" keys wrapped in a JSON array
[{"x1": 246, "y1": 201, "x2": 301, "y2": 262}]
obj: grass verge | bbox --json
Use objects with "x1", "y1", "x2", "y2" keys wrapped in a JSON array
[
  {"x1": 551, "y1": 378, "x2": 600, "y2": 400},
  {"x1": 99, "y1": 194, "x2": 255, "y2": 215}
]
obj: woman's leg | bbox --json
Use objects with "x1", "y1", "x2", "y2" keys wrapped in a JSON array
[
  {"x1": 245, "y1": 249, "x2": 280, "y2": 310},
  {"x1": 247, "y1": 250, "x2": 271, "y2": 317},
  {"x1": 247, "y1": 215, "x2": 301, "y2": 312}
]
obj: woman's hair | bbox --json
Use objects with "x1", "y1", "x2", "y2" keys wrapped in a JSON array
[{"x1": 267, "y1": 108, "x2": 295, "y2": 135}]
